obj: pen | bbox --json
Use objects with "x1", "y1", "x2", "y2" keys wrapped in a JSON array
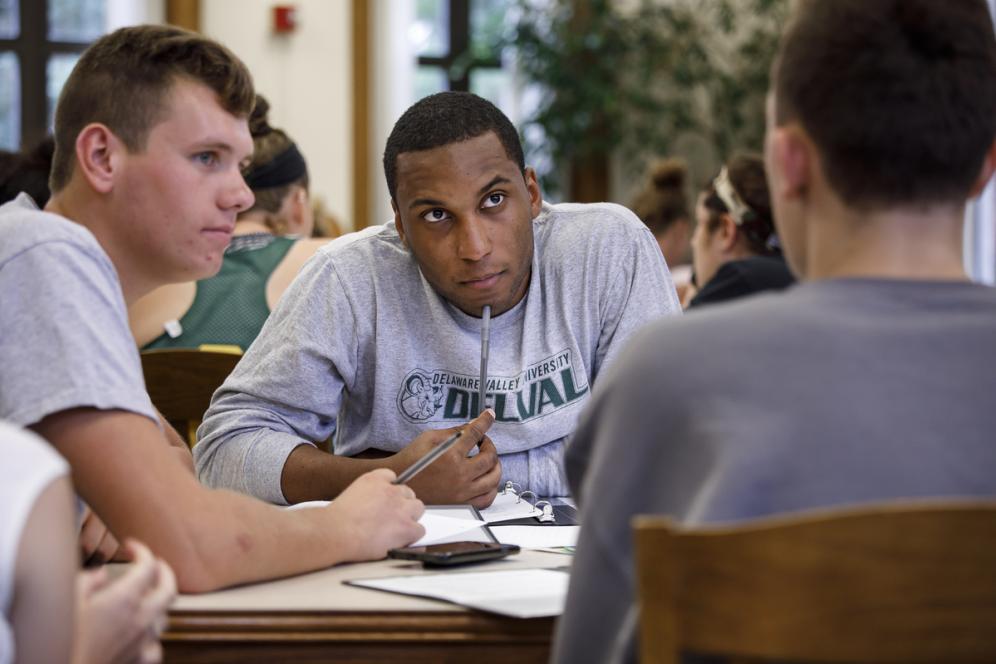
[
  {"x1": 479, "y1": 304, "x2": 491, "y2": 415},
  {"x1": 392, "y1": 430, "x2": 463, "y2": 484}
]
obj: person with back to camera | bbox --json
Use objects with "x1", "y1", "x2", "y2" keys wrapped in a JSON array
[
  {"x1": 553, "y1": 0, "x2": 996, "y2": 662},
  {"x1": 129, "y1": 94, "x2": 342, "y2": 351},
  {"x1": 630, "y1": 158, "x2": 694, "y2": 300},
  {"x1": 0, "y1": 24, "x2": 425, "y2": 595},
  {"x1": 684, "y1": 153, "x2": 795, "y2": 308}
]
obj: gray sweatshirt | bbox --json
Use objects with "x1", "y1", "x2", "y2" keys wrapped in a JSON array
[{"x1": 195, "y1": 201, "x2": 680, "y2": 502}]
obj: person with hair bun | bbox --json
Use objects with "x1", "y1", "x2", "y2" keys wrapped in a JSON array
[
  {"x1": 631, "y1": 158, "x2": 693, "y2": 293},
  {"x1": 130, "y1": 94, "x2": 342, "y2": 351},
  {"x1": 685, "y1": 153, "x2": 794, "y2": 308}
]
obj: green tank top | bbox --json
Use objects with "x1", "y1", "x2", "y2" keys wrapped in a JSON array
[{"x1": 143, "y1": 234, "x2": 297, "y2": 351}]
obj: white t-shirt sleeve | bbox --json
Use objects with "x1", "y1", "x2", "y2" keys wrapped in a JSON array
[{"x1": 0, "y1": 422, "x2": 70, "y2": 664}]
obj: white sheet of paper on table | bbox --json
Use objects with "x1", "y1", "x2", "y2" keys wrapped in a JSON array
[
  {"x1": 479, "y1": 492, "x2": 543, "y2": 523},
  {"x1": 286, "y1": 502, "x2": 487, "y2": 547},
  {"x1": 489, "y1": 525, "x2": 580, "y2": 549},
  {"x1": 348, "y1": 568, "x2": 570, "y2": 618},
  {"x1": 410, "y1": 512, "x2": 491, "y2": 546}
]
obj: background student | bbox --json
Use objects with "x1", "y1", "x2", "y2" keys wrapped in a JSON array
[
  {"x1": 684, "y1": 153, "x2": 794, "y2": 308},
  {"x1": 630, "y1": 158, "x2": 694, "y2": 299}
]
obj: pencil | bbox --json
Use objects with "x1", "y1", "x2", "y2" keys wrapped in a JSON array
[
  {"x1": 392, "y1": 430, "x2": 463, "y2": 484},
  {"x1": 479, "y1": 304, "x2": 491, "y2": 415}
]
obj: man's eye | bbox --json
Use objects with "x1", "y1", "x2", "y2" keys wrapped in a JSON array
[
  {"x1": 421, "y1": 208, "x2": 450, "y2": 223},
  {"x1": 482, "y1": 193, "x2": 505, "y2": 209},
  {"x1": 194, "y1": 152, "x2": 218, "y2": 167}
]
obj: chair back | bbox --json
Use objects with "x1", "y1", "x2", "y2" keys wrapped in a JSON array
[
  {"x1": 634, "y1": 501, "x2": 996, "y2": 664},
  {"x1": 141, "y1": 347, "x2": 242, "y2": 446}
]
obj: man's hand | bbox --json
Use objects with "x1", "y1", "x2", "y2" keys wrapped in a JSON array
[
  {"x1": 74, "y1": 539, "x2": 177, "y2": 664},
  {"x1": 389, "y1": 409, "x2": 501, "y2": 509},
  {"x1": 326, "y1": 468, "x2": 425, "y2": 561},
  {"x1": 79, "y1": 504, "x2": 125, "y2": 565}
]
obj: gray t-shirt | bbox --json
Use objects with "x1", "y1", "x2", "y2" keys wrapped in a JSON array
[
  {"x1": 0, "y1": 194, "x2": 157, "y2": 428},
  {"x1": 553, "y1": 278, "x2": 996, "y2": 664},
  {"x1": 195, "y1": 201, "x2": 680, "y2": 502}
]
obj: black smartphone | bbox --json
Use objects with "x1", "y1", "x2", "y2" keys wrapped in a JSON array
[{"x1": 388, "y1": 541, "x2": 520, "y2": 567}]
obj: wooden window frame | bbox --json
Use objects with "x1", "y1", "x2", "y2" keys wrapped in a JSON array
[
  {"x1": 0, "y1": 0, "x2": 91, "y2": 149},
  {"x1": 417, "y1": 0, "x2": 501, "y2": 93}
]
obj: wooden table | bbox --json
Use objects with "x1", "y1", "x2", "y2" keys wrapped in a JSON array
[{"x1": 164, "y1": 550, "x2": 567, "y2": 664}]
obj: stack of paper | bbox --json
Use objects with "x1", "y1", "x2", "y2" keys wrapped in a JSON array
[{"x1": 489, "y1": 525, "x2": 580, "y2": 549}]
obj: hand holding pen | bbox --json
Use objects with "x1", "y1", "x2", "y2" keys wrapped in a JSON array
[{"x1": 389, "y1": 408, "x2": 501, "y2": 509}]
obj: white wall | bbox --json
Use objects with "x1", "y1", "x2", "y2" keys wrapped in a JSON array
[
  {"x1": 200, "y1": 0, "x2": 354, "y2": 229},
  {"x1": 369, "y1": 0, "x2": 415, "y2": 227},
  {"x1": 106, "y1": 0, "x2": 163, "y2": 28}
]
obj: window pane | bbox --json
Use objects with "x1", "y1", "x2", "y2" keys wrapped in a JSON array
[
  {"x1": 0, "y1": 0, "x2": 18, "y2": 39},
  {"x1": 469, "y1": 67, "x2": 510, "y2": 113},
  {"x1": 412, "y1": 0, "x2": 448, "y2": 58},
  {"x1": 0, "y1": 51, "x2": 19, "y2": 150},
  {"x1": 470, "y1": 0, "x2": 511, "y2": 60},
  {"x1": 47, "y1": 53, "x2": 79, "y2": 131},
  {"x1": 48, "y1": 0, "x2": 105, "y2": 42},
  {"x1": 415, "y1": 65, "x2": 449, "y2": 101}
]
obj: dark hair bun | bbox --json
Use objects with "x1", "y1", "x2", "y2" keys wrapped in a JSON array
[
  {"x1": 249, "y1": 94, "x2": 272, "y2": 138},
  {"x1": 650, "y1": 158, "x2": 687, "y2": 191}
]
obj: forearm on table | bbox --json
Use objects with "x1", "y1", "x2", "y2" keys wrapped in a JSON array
[
  {"x1": 280, "y1": 444, "x2": 389, "y2": 503},
  {"x1": 174, "y1": 486, "x2": 361, "y2": 592}
]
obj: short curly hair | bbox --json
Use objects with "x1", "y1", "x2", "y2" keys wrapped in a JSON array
[{"x1": 383, "y1": 91, "x2": 525, "y2": 201}]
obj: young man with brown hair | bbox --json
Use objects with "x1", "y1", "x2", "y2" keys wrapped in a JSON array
[
  {"x1": 554, "y1": 1, "x2": 996, "y2": 661},
  {"x1": 0, "y1": 24, "x2": 425, "y2": 593}
]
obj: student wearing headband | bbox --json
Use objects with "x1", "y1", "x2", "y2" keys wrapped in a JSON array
[
  {"x1": 130, "y1": 95, "x2": 343, "y2": 351},
  {"x1": 684, "y1": 153, "x2": 794, "y2": 308}
]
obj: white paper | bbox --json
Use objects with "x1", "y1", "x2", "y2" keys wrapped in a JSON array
[
  {"x1": 479, "y1": 492, "x2": 543, "y2": 523},
  {"x1": 286, "y1": 503, "x2": 487, "y2": 546},
  {"x1": 285, "y1": 500, "x2": 330, "y2": 511},
  {"x1": 349, "y1": 568, "x2": 569, "y2": 618},
  {"x1": 411, "y1": 512, "x2": 490, "y2": 546},
  {"x1": 490, "y1": 525, "x2": 580, "y2": 549}
]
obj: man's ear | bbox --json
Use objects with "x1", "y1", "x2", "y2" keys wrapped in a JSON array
[
  {"x1": 718, "y1": 214, "x2": 740, "y2": 252},
  {"x1": 523, "y1": 167, "x2": 543, "y2": 218},
  {"x1": 968, "y1": 139, "x2": 996, "y2": 198},
  {"x1": 392, "y1": 198, "x2": 408, "y2": 248},
  {"x1": 770, "y1": 126, "x2": 811, "y2": 202},
  {"x1": 74, "y1": 123, "x2": 120, "y2": 195}
]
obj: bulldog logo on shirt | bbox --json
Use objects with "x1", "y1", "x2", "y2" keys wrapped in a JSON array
[
  {"x1": 396, "y1": 349, "x2": 589, "y2": 424},
  {"x1": 397, "y1": 370, "x2": 444, "y2": 421}
]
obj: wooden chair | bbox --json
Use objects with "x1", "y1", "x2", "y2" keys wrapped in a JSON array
[
  {"x1": 634, "y1": 501, "x2": 996, "y2": 664},
  {"x1": 141, "y1": 347, "x2": 242, "y2": 446}
]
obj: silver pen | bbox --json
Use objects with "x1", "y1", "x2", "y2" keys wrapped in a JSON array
[
  {"x1": 478, "y1": 304, "x2": 491, "y2": 415},
  {"x1": 392, "y1": 430, "x2": 463, "y2": 485}
]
